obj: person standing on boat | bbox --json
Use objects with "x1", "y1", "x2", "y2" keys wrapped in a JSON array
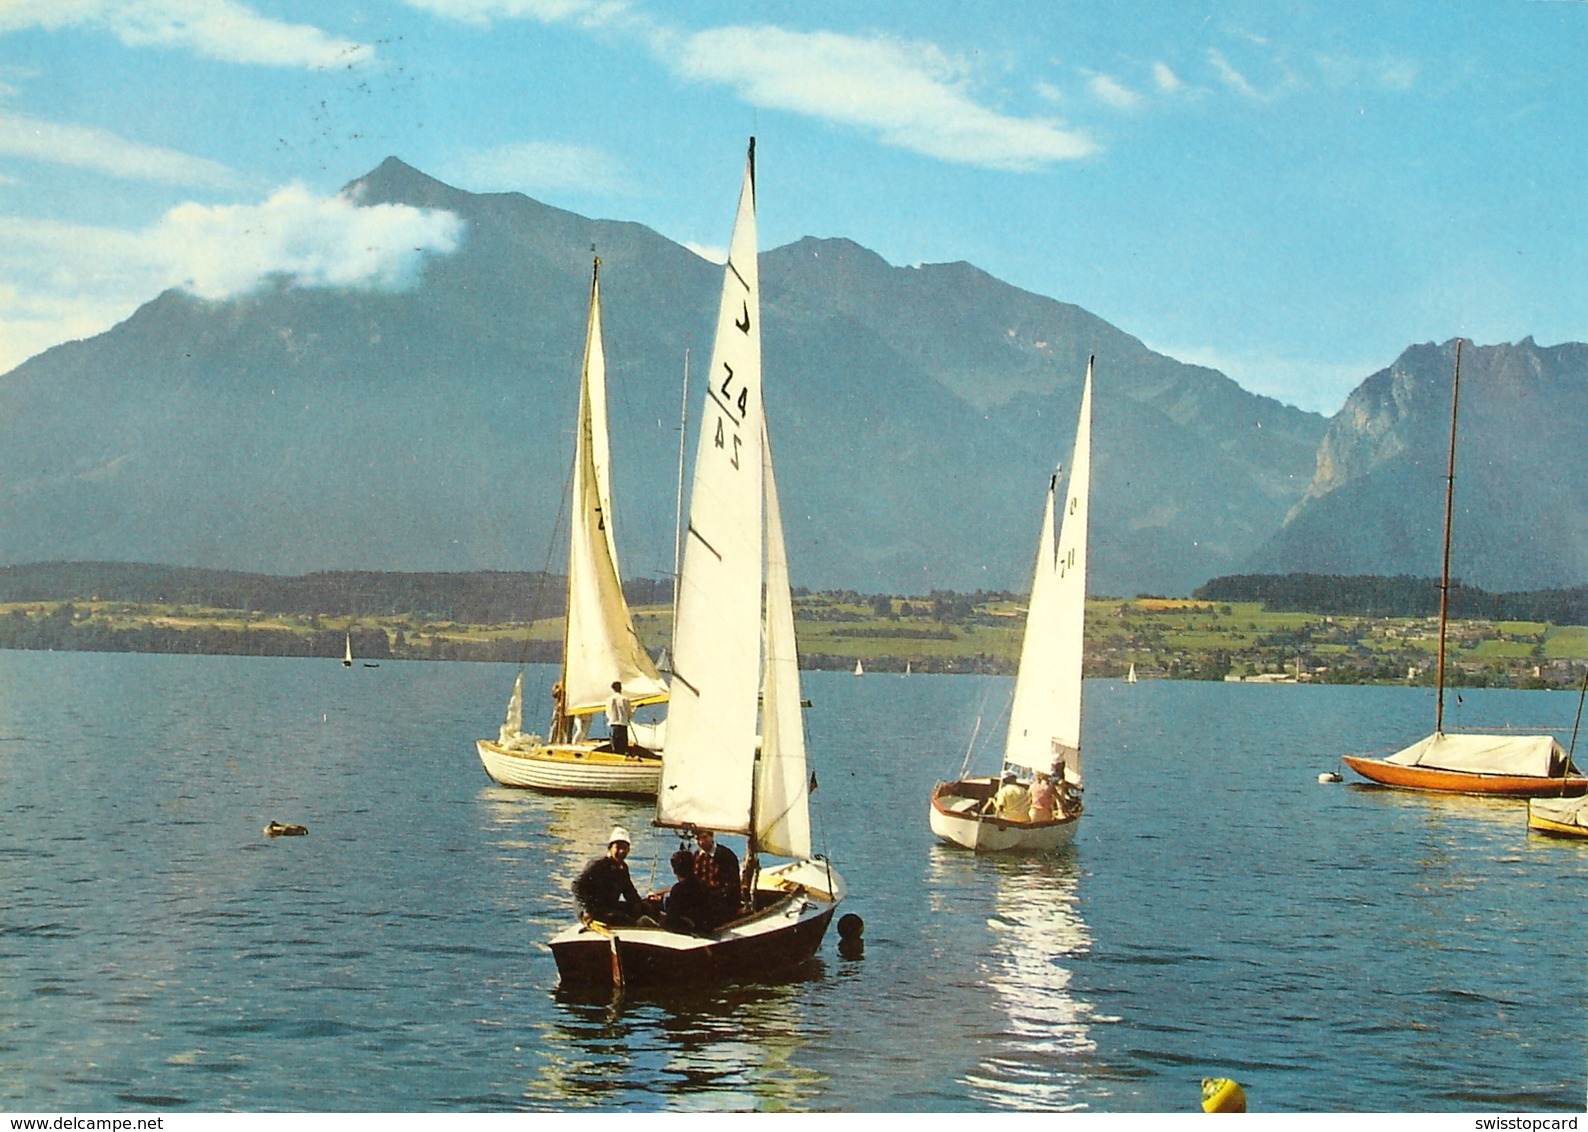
[
  {"x1": 692, "y1": 829, "x2": 741, "y2": 924},
  {"x1": 573, "y1": 827, "x2": 645, "y2": 925},
  {"x1": 605, "y1": 680, "x2": 632, "y2": 754}
]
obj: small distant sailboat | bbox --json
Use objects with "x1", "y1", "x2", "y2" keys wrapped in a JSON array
[
  {"x1": 929, "y1": 359, "x2": 1094, "y2": 852},
  {"x1": 1342, "y1": 341, "x2": 1585, "y2": 798},
  {"x1": 549, "y1": 140, "x2": 845, "y2": 989},
  {"x1": 474, "y1": 259, "x2": 669, "y2": 798},
  {"x1": 904, "y1": 661, "x2": 912, "y2": 678},
  {"x1": 854, "y1": 659, "x2": 865, "y2": 677},
  {"x1": 343, "y1": 634, "x2": 353, "y2": 667},
  {"x1": 1125, "y1": 663, "x2": 1137, "y2": 685}
]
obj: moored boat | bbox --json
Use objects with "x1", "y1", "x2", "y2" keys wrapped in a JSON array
[
  {"x1": 1527, "y1": 794, "x2": 1588, "y2": 839},
  {"x1": 1342, "y1": 341, "x2": 1584, "y2": 798}
]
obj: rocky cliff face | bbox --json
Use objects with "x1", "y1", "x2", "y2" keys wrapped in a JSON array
[{"x1": 1249, "y1": 338, "x2": 1588, "y2": 591}]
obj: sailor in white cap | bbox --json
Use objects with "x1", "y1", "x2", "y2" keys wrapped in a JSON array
[{"x1": 571, "y1": 825, "x2": 644, "y2": 924}]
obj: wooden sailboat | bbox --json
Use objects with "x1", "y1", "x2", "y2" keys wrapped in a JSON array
[
  {"x1": 1528, "y1": 795, "x2": 1588, "y2": 838},
  {"x1": 549, "y1": 141, "x2": 845, "y2": 988},
  {"x1": 1342, "y1": 340, "x2": 1585, "y2": 797},
  {"x1": 475, "y1": 260, "x2": 669, "y2": 798},
  {"x1": 929, "y1": 360, "x2": 1094, "y2": 852}
]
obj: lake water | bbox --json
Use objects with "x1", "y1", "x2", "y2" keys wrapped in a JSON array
[{"x1": 1, "y1": 650, "x2": 1584, "y2": 1113}]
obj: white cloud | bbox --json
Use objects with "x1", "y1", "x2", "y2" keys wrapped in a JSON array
[
  {"x1": 675, "y1": 26, "x2": 1095, "y2": 170},
  {"x1": 1087, "y1": 73, "x2": 1143, "y2": 111},
  {"x1": 1152, "y1": 61, "x2": 1185, "y2": 95},
  {"x1": 0, "y1": 110, "x2": 240, "y2": 187},
  {"x1": 0, "y1": 0, "x2": 371, "y2": 69},
  {"x1": 1207, "y1": 48, "x2": 1260, "y2": 99},
  {"x1": 401, "y1": 0, "x2": 632, "y2": 27},
  {"x1": 684, "y1": 241, "x2": 725, "y2": 265},
  {"x1": 0, "y1": 186, "x2": 464, "y2": 373},
  {"x1": 445, "y1": 141, "x2": 629, "y2": 195}
]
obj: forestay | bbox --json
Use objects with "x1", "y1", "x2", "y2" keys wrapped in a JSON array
[
  {"x1": 562, "y1": 267, "x2": 668, "y2": 717},
  {"x1": 1004, "y1": 361, "x2": 1092, "y2": 787},
  {"x1": 657, "y1": 146, "x2": 765, "y2": 836}
]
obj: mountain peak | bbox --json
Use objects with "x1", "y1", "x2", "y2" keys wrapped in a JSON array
[{"x1": 343, "y1": 157, "x2": 469, "y2": 210}]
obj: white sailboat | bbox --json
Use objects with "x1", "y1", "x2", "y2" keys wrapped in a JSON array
[
  {"x1": 343, "y1": 633, "x2": 353, "y2": 667},
  {"x1": 854, "y1": 659, "x2": 864, "y2": 677},
  {"x1": 1125, "y1": 662, "x2": 1136, "y2": 684},
  {"x1": 929, "y1": 359, "x2": 1094, "y2": 852},
  {"x1": 475, "y1": 260, "x2": 669, "y2": 798},
  {"x1": 550, "y1": 140, "x2": 845, "y2": 988}
]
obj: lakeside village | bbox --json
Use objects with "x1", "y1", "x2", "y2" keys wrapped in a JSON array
[{"x1": 3, "y1": 587, "x2": 1585, "y2": 691}]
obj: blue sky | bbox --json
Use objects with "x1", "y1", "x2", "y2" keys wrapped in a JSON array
[{"x1": 1, "y1": 0, "x2": 1582, "y2": 414}]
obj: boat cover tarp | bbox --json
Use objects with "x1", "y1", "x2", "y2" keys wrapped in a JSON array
[
  {"x1": 1386, "y1": 732, "x2": 1569, "y2": 776},
  {"x1": 1530, "y1": 795, "x2": 1588, "y2": 828}
]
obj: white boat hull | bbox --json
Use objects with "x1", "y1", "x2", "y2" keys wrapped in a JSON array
[
  {"x1": 475, "y1": 739, "x2": 661, "y2": 798},
  {"x1": 929, "y1": 779, "x2": 1079, "y2": 852}
]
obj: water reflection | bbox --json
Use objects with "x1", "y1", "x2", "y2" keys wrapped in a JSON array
[
  {"x1": 530, "y1": 973, "x2": 827, "y2": 1110},
  {"x1": 928, "y1": 852, "x2": 1097, "y2": 1110}
]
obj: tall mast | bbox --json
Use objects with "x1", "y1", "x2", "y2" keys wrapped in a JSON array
[{"x1": 1434, "y1": 338, "x2": 1464, "y2": 734}]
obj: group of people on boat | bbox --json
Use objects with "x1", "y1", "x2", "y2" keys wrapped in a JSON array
[
  {"x1": 984, "y1": 763, "x2": 1082, "y2": 823},
  {"x1": 572, "y1": 825, "x2": 746, "y2": 934}
]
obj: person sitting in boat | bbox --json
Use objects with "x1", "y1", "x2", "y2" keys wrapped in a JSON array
[
  {"x1": 605, "y1": 680, "x2": 632, "y2": 754},
  {"x1": 987, "y1": 773, "x2": 1030, "y2": 821},
  {"x1": 662, "y1": 849, "x2": 712, "y2": 933},
  {"x1": 573, "y1": 826, "x2": 646, "y2": 926},
  {"x1": 1028, "y1": 773, "x2": 1056, "y2": 822},
  {"x1": 692, "y1": 829, "x2": 741, "y2": 924}
]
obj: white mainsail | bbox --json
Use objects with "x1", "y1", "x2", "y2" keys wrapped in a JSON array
[
  {"x1": 561, "y1": 264, "x2": 667, "y2": 717},
  {"x1": 657, "y1": 145, "x2": 765, "y2": 836},
  {"x1": 1004, "y1": 360, "x2": 1092, "y2": 787},
  {"x1": 756, "y1": 423, "x2": 811, "y2": 859}
]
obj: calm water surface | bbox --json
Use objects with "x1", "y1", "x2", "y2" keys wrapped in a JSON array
[{"x1": 1, "y1": 651, "x2": 1583, "y2": 1113}]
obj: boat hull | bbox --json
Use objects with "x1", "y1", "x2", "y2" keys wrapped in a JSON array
[
  {"x1": 1342, "y1": 755, "x2": 1588, "y2": 798},
  {"x1": 549, "y1": 860, "x2": 845, "y2": 988},
  {"x1": 475, "y1": 739, "x2": 662, "y2": 798},
  {"x1": 1528, "y1": 796, "x2": 1588, "y2": 839},
  {"x1": 929, "y1": 779, "x2": 1079, "y2": 852}
]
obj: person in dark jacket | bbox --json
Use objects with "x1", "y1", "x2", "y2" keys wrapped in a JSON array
[
  {"x1": 693, "y1": 829, "x2": 741, "y2": 924},
  {"x1": 662, "y1": 849, "x2": 713, "y2": 933},
  {"x1": 572, "y1": 826, "x2": 644, "y2": 925}
]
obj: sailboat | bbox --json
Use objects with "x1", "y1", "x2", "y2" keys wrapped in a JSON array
[
  {"x1": 1342, "y1": 340, "x2": 1585, "y2": 797},
  {"x1": 1125, "y1": 662, "x2": 1136, "y2": 685},
  {"x1": 1528, "y1": 794, "x2": 1588, "y2": 838},
  {"x1": 854, "y1": 659, "x2": 864, "y2": 677},
  {"x1": 929, "y1": 360, "x2": 1094, "y2": 852},
  {"x1": 549, "y1": 140, "x2": 845, "y2": 988},
  {"x1": 474, "y1": 260, "x2": 670, "y2": 798},
  {"x1": 343, "y1": 633, "x2": 353, "y2": 667}
]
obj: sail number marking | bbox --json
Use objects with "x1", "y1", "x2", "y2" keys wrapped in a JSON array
[{"x1": 707, "y1": 360, "x2": 751, "y2": 471}]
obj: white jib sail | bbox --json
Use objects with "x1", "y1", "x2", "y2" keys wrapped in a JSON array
[
  {"x1": 1004, "y1": 360, "x2": 1092, "y2": 786},
  {"x1": 756, "y1": 422, "x2": 811, "y2": 860},
  {"x1": 500, "y1": 670, "x2": 524, "y2": 743},
  {"x1": 657, "y1": 143, "x2": 764, "y2": 835},
  {"x1": 562, "y1": 266, "x2": 667, "y2": 717}
]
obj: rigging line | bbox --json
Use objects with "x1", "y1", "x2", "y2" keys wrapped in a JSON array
[
  {"x1": 1435, "y1": 338, "x2": 1464, "y2": 734},
  {"x1": 1569, "y1": 668, "x2": 1588, "y2": 763}
]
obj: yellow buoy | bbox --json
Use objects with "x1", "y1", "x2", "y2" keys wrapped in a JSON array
[{"x1": 1200, "y1": 1077, "x2": 1247, "y2": 1113}]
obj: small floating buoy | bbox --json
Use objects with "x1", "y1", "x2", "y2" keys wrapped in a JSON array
[
  {"x1": 264, "y1": 821, "x2": 308, "y2": 838},
  {"x1": 1200, "y1": 1077, "x2": 1246, "y2": 1113},
  {"x1": 837, "y1": 912, "x2": 865, "y2": 958},
  {"x1": 1318, "y1": 771, "x2": 1343, "y2": 783}
]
